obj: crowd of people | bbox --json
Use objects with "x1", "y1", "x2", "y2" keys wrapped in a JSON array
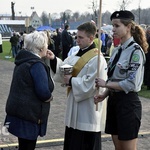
[{"x1": 3, "y1": 9, "x2": 150, "y2": 150}]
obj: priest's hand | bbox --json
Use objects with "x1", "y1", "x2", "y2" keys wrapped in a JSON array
[{"x1": 64, "y1": 74, "x2": 72, "y2": 86}]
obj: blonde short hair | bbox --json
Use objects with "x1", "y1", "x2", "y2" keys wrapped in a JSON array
[{"x1": 24, "y1": 31, "x2": 48, "y2": 54}]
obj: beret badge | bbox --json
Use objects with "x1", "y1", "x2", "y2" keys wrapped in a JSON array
[{"x1": 116, "y1": 13, "x2": 119, "y2": 17}]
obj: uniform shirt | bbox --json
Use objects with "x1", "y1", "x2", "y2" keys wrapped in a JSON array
[{"x1": 108, "y1": 37, "x2": 145, "y2": 93}]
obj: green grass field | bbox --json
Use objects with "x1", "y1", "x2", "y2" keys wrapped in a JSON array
[
  {"x1": 138, "y1": 85, "x2": 150, "y2": 99},
  {"x1": 0, "y1": 41, "x2": 15, "y2": 62},
  {"x1": 0, "y1": 41, "x2": 149, "y2": 99}
]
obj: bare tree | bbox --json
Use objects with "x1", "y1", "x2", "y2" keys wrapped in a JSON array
[
  {"x1": 88, "y1": 0, "x2": 98, "y2": 25},
  {"x1": 51, "y1": 13, "x2": 60, "y2": 20},
  {"x1": 102, "y1": 11, "x2": 112, "y2": 25},
  {"x1": 118, "y1": 0, "x2": 132, "y2": 10},
  {"x1": 41, "y1": 12, "x2": 49, "y2": 26},
  {"x1": 72, "y1": 12, "x2": 80, "y2": 21},
  {"x1": 138, "y1": 0, "x2": 141, "y2": 24},
  {"x1": 11, "y1": 2, "x2": 15, "y2": 20},
  {"x1": 60, "y1": 9, "x2": 73, "y2": 27},
  {"x1": 60, "y1": 12, "x2": 67, "y2": 27}
]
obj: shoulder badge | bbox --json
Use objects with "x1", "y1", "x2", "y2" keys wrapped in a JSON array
[{"x1": 132, "y1": 54, "x2": 140, "y2": 62}]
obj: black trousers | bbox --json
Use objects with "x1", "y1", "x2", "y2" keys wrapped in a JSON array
[
  {"x1": 63, "y1": 126, "x2": 101, "y2": 150},
  {"x1": 18, "y1": 137, "x2": 37, "y2": 150},
  {"x1": 62, "y1": 45, "x2": 71, "y2": 60},
  {"x1": 0, "y1": 45, "x2": 2, "y2": 53}
]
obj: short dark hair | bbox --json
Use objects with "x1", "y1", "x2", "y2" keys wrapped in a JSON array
[
  {"x1": 77, "y1": 22, "x2": 97, "y2": 37},
  {"x1": 65, "y1": 25, "x2": 69, "y2": 30}
]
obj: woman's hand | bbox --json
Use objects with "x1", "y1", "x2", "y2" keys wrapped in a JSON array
[
  {"x1": 46, "y1": 50, "x2": 55, "y2": 60},
  {"x1": 95, "y1": 77, "x2": 106, "y2": 88}
]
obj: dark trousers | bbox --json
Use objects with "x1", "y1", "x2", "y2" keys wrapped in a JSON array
[
  {"x1": 62, "y1": 45, "x2": 71, "y2": 60},
  {"x1": 63, "y1": 126, "x2": 101, "y2": 150},
  {"x1": 11, "y1": 45, "x2": 18, "y2": 58},
  {"x1": 0, "y1": 45, "x2": 3, "y2": 53},
  {"x1": 18, "y1": 137, "x2": 37, "y2": 150}
]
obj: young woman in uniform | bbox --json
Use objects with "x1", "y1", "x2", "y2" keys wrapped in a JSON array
[{"x1": 94, "y1": 10, "x2": 148, "y2": 150}]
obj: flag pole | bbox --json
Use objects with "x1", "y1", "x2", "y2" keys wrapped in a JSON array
[{"x1": 96, "y1": 0, "x2": 102, "y2": 111}]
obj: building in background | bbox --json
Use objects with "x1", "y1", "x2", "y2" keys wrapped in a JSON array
[
  {"x1": 30, "y1": 11, "x2": 42, "y2": 29},
  {"x1": 0, "y1": 11, "x2": 42, "y2": 37}
]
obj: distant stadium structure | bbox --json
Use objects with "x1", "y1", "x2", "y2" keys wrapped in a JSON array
[
  {"x1": 0, "y1": 11, "x2": 42, "y2": 37},
  {"x1": 0, "y1": 20, "x2": 27, "y2": 37},
  {"x1": 0, "y1": 24, "x2": 12, "y2": 33}
]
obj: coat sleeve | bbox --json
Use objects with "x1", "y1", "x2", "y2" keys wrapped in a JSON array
[
  {"x1": 53, "y1": 57, "x2": 64, "y2": 83},
  {"x1": 30, "y1": 62, "x2": 52, "y2": 101},
  {"x1": 71, "y1": 55, "x2": 108, "y2": 102}
]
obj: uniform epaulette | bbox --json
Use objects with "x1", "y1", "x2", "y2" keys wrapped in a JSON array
[{"x1": 134, "y1": 45, "x2": 140, "y2": 49}]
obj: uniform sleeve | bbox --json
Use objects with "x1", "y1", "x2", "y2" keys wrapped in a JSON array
[
  {"x1": 30, "y1": 62, "x2": 52, "y2": 101},
  {"x1": 119, "y1": 49, "x2": 145, "y2": 93}
]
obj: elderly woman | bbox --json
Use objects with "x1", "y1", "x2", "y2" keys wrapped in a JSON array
[{"x1": 4, "y1": 31, "x2": 54, "y2": 150}]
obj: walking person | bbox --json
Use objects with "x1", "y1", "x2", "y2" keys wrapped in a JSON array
[
  {"x1": 10, "y1": 32, "x2": 19, "y2": 58},
  {"x1": 47, "y1": 22, "x2": 108, "y2": 150},
  {"x1": 4, "y1": 31, "x2": 54, "y2": 150},
  {"x1": 94, "y1": 10, "x2": 148, "y2": 150}
]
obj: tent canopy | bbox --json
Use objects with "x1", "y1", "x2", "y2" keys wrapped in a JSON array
[{"x1": 36, "y1": 26, "x2": 55, "y2": 31}]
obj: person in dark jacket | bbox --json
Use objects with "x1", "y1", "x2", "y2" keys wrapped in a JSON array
[
  {"x1": 52, "y1": 28, "x2": 62, "y2": 57},
  {"x1": 144, "y1": 26, "x2": 150, "y2": 89},
  {"x1": 4, "y1": 31, "x2": 54, "y2": 150},
  {"x1": 0, "y1": 33, "x2": 3, "y2": 53},
  {"x1": 10, "y1": 32, "x2": 19, "y2": 58},
  {"x1": 61, "y1": 24, "x2": 73, "y2": 60}
]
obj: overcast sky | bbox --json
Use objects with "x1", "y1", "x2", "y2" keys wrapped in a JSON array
[{"x1": 0, "y1": 0, "x2": 149, "y2": 16}]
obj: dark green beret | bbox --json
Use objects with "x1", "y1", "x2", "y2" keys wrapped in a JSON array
[{"x1": 110, "y1": 10, "x2": 135, "y2": 21}]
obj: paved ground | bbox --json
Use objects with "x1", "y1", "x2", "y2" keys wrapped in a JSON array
[{"x1": 0, "y1": 59, "x2": 150, "y2": 150}]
